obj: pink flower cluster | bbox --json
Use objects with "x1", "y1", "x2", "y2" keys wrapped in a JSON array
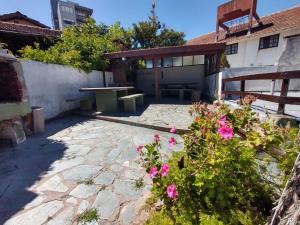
[
  {"x1": 218, "y1": 126, "x2": 234, "y2": 140},
  {"x1": 167, "y1": 184, "x2": 178, "y2": 199},
  {"x1": 136, "y1": 145, "x2": 144, "y2": 152},
  {"x1": 154, "y1": 134, "x2": 160, "y2": 143},
  {"x1": 149, "y1": 163, "x2": 169, "y2": 178},
  {"x1": 216, "y1": 115, "x2": 234, "y2": 140},
  {"x1": 168, "y1": 137, "x2": 177, "y2": 149},
  {"x1": 217, "y1": 115, "x2": 227, "y2": 126}
]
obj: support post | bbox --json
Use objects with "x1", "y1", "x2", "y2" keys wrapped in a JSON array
[
  {"x1": 270, "y1": 80, "x2": 275, "y2": 95},
  {"x1": 240, "y1": 80, "x2": 245, "y2": 101},
  {"x1": 277, "y1": 76, "x2": 290, "y2": 114},
  {"x1": 153, "y1": 58, "x2": 160, "y2": 99}
]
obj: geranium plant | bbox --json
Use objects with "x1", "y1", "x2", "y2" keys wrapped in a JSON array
[{"x1": 138, "y1": 96, "x2": 299, "y2": 225}]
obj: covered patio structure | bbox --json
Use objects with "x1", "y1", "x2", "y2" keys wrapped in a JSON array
[{"x1": 104, "y1": 43, "x2": 226, "y2": 99}]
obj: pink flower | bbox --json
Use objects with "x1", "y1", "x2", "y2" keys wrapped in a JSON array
[
  {"x1": 217, "y1": 115, "x2": 227, "y2": 126},
  {"x1": 218, "y1": 126, "x2": 234, "y2": 140},
  {"x1": 154, "y1": 134, "x2": 160, "y2": 143},
  {"x1": 170, "y1": 126, "x2": 177, "y2": 134},
  {"x1": 161, "y1": 164, "x2": 169, "y2": 177},
  {"x1": 167, "y1": 184, "x2": 178, "y2": 199},
  {"x1": 149, "y1": 167, "x2": 158, "y2": 178},
  {"x1": 168, "y1": 137, "x2": 177, "y2": 149},
  {"x1": 136, "y1": 145, "x2": 144, "y2": 152}
]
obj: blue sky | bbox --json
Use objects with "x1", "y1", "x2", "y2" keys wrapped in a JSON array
[{"x1": 1, "y1": 0, "x2": 299, "y2": 40}]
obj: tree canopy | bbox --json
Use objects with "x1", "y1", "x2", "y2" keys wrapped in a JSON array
[
  {"x1": 132, "y1": 0, "x2": 186, "y2": 49},
  {"x1": 20, "y1": 1, "x2": 186, "y2": 71},
  {"x1": 20, "y1": 18, "x2": 131, "y2": 72}
]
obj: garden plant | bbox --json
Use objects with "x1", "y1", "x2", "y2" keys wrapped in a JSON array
[{"x1": 136, "y1": 96, "x2": 299, "y2": 225}]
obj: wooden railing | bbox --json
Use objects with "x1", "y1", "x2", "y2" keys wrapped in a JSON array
[{"x1": 222, "y1": 71, "x2": 300, "y2": 114}]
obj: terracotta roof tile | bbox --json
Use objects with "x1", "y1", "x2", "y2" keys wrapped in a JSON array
[
  {"x1": 187, "y1": 5, "x2": 300, "y2": 45},
  {"x1": 0, "y1": 11, "x2": 50, "y2": 29},
  {"x1": 0, "y1": 21, "x2": 61, "y2": 37}
]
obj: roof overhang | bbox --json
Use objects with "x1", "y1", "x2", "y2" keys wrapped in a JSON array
[{"x1": 104, "y1": 43, "x2": 226, "y2": 59}]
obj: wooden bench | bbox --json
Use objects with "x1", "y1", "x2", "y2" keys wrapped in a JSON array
[
  {"x1": 118, "y1": 94, "x2": 144, "y2": 112},
  {"x1": 66, "y1": 96, "x2": 94, "y2": 111},
  {"x1": 159, "y1": 89, "x2": 202, "y2": 101}
]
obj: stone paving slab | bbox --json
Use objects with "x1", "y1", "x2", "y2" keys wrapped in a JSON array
[{"x1": 0, "y1": 116, "x2": 183, "y2": 225}]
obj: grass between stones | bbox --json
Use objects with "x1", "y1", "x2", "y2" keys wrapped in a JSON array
[
  {"x1": 77, "y1": 208, "x2": 98, "y2": 223},
  {"x1": 78, "y1": 178, "x2": 95, "y2": 185},
  {"x1": 134, "y1": 178, "x2": 145, "y2": 190}
]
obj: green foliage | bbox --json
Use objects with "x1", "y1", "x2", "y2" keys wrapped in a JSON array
[
  {"x1": 220, "y1": 53, "x2": 230, "y2": 68},
  {"x1": 132, "y1": 1, "x2": 185, "y2": 48},
  {"x1": 20, "y1": 18, "x2": 131, "y2": 72},
  {"x1": 77, "y1": 208, "x2": 98, "y2": 223},
  {"x1": 134, "y1": 178, "x2": 145, "y2": 190},
  {"x1": 140, "y1": 96, "x2": 299, "y2": 225}
]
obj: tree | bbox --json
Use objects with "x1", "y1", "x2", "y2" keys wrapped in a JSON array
[
  {"x1": 20, "y1": 18, "x2": 131, "y2": 72},
  {"x1": 132, "y1": 0, "x2": 185, "y2": 49}
]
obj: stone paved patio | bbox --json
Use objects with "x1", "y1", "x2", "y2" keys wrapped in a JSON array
[
  {"x1": 98, "y1": 98, "x2": 194, "y2": 130},
  {"x1": 0, "y1": 116, "x2": 183, "y2": 225}
]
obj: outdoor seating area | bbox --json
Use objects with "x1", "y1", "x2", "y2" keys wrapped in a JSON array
[{"x1": 1, "y1": 0, "x2": 300, "y2": 224}]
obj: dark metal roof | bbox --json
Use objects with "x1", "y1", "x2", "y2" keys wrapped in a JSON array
[{"x1": 104, "y1": 43, "x2": 226, "y2": 59}]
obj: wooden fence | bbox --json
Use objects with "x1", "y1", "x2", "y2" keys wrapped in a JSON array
[{"x1": 222, "y1": 71, "x2": 300, "y2": 114}]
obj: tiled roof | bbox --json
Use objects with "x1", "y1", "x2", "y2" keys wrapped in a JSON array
[
  {"x1": 188, "y1": 5, "x2": 300, "y2": 45},
  {"x1": 0, "y1": 11, "x2": 50, "y2": 29},
  {"x1": 0, "y1": 21, "x2": 61, "y2": 37}
]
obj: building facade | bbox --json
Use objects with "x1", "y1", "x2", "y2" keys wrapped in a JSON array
[
  {"x1": 188, "y1": 5, "x2": 300, "y2": 68},
  {"x1": 50, "y1": 0, "x2": 93, "y2": 30}
]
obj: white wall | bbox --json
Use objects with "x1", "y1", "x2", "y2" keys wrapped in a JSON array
[
  {"x1": 227, "y1": 28, "x2": 300, "y2": 68},
  {"x1": 21, "y1": 60, "x2": 113, "y2": 119},
  {"x1": 136, "y1": 65, "x2": 205, "y2": 95}
]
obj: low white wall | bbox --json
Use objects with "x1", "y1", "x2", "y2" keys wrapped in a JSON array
[{"x1": 21, "y1": 60, "x2": 113, "y2": 119}]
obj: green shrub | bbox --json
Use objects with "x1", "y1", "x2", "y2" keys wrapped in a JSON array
[
  {"x1": 138, "y1": 96, "x2": 299, "y2": 225},
  {"x1": 20, "y1": 18, "x2": 131, "y2": 72}
]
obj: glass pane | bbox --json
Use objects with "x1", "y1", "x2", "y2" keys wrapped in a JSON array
[
  {"x1": 183, "y1": 56, "x2": 193, "y2": 66},
  {"x1": 193, "y1": 55, "x2": 204, "y2": 65},
  {"x1": 146, "y1": 59, "x2": 153, "y2": 69},
  {"x1": 163, "y1": 58, "x2": 172, "y2": 67},
  {"x1": 173, "y1": 57, "x2": 182, "y2": 67}
]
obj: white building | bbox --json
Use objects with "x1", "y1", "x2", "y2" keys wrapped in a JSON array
[
  {"x1": 50, "y1": 0, "x2": 93, "y2": 30},
  {"x1": 188, "y1": 5, "x2": 300, "y2": 68}
]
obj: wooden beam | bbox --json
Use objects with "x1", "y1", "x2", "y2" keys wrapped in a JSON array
[
  {"x1": 222, "y1": 71, "x2": 300, "y2": 82},
  {"x1": 104, "y1": 43, "x2": 226, "y2": 59},
  {"x1": 277, "y1": 78, "x2": 290, "y2": 114},
  {"x1": 223, "y1": 91, "x2": 300, "y2": 105}
]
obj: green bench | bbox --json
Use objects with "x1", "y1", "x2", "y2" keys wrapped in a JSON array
[
  {"x1": 66, "y1": 96, "x2": 94, "y2": 111},
  {"x1": 118, "y1": 94, "x2": 144, "y2": 112}
]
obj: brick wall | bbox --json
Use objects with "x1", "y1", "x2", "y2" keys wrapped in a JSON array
[{"x1": 0, "y1": 62, "x2": 23, "y2": 102}]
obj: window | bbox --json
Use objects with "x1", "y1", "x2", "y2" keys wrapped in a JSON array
[
  {"x1": 146, "y1": 59, "x2": 153, "y2": 69},
  {"x1": 63, "y1": 19, "x2": 75, "y2": 25},
  {"x1": 173, "y1": 57, "x2": 182, "y2": 67},
  {"x1": 259, "y1": 34, "x2": 280, "y2": 49},
  {"x1": 61, "y1": 6, "x2": 74, "y2": 14},
  {"x1": 193, "y1": 55, "x2": 205, "y2": 64},
  {"x1": 183, "y1": 56, "x2": 193, "y2": 66},
  {"x1": 163, "y1": 58, "x2": 172, "y2": 67},
  {"x1": 225, "y1": 43, "x2": 238, "y2": 55}
]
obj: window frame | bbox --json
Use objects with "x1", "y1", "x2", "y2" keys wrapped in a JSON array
[
  {"x1": 259, "y1": 34, "x2": 280, "y2": 50},
  {"x1": 225, "y1": 43, "x2": 238, "y2": 55}
]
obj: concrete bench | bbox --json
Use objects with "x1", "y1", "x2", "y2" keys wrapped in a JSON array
[
  {"x1": 118, "y1": 94, "x2": 144, "y2": 112},
  {"x1": 66, "y1": 96, "x2": 94, "y2": 111},
  {"x1": 160, "y1": 89, "x2": 194, "y2": 100}
]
